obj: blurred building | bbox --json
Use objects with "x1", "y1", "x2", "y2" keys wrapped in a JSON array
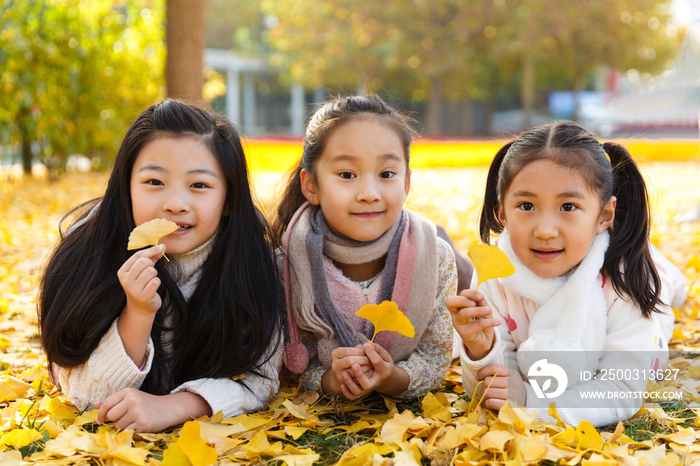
[{"x1": 602, "y1": 22, "x2": 700, "y2": 137}]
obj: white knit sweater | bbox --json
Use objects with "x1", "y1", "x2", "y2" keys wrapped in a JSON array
[
  {"x1": 58, "y1": 237, "x2": 282, "y2": 419},
  {"x1": 457, "y1": 259, "x2": 674, "y2": 428}
]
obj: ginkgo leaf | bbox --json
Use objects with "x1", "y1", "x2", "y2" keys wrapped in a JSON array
[
  {"x1": 127, "y1": 218, "x2": 178, "y2": 250},
  {"x1": 468, "y1": 243, "x2": 515, "y2": 288},
  {"x1": 0, "y1": 428, "x2": 43, "y2": 450},
  {"x1": 355, "y1": 301, "x2": 415, "y2": 342},
  {"x1": 174, "y1": 421, "x2": 218, "y2": 466}
]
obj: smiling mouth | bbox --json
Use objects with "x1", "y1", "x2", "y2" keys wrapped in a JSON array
[
  {"x1": 176, "y1": 225, "x2": 193, "y2": 230},
  {"x1": 532, "y1": 249, "x2": 563, "y2": 259}
]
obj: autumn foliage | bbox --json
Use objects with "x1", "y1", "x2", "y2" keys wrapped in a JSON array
[{"x1": 0, "y1": 147, "x2": 699, "y2": 464}]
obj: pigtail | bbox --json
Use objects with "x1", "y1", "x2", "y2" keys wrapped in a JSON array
[
  {"x1": 602, "y1": 141, "x2": 661, "y2": 318},
  {"x1": 271, "y1": 160, "x2": 308, "y2": 248},
  {"x1": 479, "y1": 142, "x2": 513, "y2": 244}
]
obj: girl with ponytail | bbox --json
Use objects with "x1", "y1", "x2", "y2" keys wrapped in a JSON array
[
  {"x1": 448, "y1": 121, "x2": 685, "y2": 427},
  {"x1": 273, "y1": 95, "x2": 457, "y2": 400}
]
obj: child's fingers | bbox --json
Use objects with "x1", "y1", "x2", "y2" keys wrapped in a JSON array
[
  {"x1": 114, "y1": 412, "x2": 139, "y2": 432},
  {"x1": 351, "y1": 363, "x2": 376, "y2": 390},
  {"x1": 96, "y1": 392, "x2": 125, "y2": 424},
  {"x1": 451, "y1": 306, "x2": 496, "y2": 328},
  {"x1": 368, "y1": 342, "x2": 392, "y2": 362},
  {"x1": 445, "y1": 295, "x2": 473, "y2": 313},
  {"x1": 131, "y1": 266, "x2": 159, "y2": 294},
  {"x1": 340, "y1": 383, "x2": 359, "y2": 400},
  {"x1": 331, "y1": 346, "x2": 366, "y2": 359},
  {"x1": 341, "y1": 371, "x2": 365, "y2": 397},
  {"x1": 446, "y1": 290, "x2": 485, "y2": 312},
  {"x1": 481, "y1": 375, "x2": 508, "y2": 390},
  {"x1": 477, "y1": 364, "x2": 509, "y2": 381},
  {"x1": 483, "y1": 397, "x2": 507, "y2": 410},
  {"x1": 120, "y1": 245, "x2": 165, "y2": 273},
  {"x1": 332, "y1": 355, "x2": 371, "y2": 372},
  {"x1": 460, "y1": 317, "x2": 502, "y2": 338},
  {"x1": 362, "y1": 343, "x2": 393, "y2": 373}
]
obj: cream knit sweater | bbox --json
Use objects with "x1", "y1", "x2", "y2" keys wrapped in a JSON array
[
  {"x1": 58, "y1": 237, "x2": 283, "y2": 419},
  {"x1": 457, "y1": 266, "x2": 674, "y2": 428}
]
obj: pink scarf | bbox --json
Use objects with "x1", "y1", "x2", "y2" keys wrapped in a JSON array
[{"x1": 282, "y1": 202, "x2": 439, "y2": 373}]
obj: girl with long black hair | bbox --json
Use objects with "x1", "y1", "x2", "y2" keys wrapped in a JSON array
[{"x1": 39, "y1": 99, "x2": 282, "y2": 432}]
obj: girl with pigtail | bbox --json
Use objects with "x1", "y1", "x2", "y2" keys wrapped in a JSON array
[
  {"x1": 448, "y1": 121, "x2": 685, "y2": 427},
  {"x1": 272, "y1": 95, "x2": 457, "y2": 400}
]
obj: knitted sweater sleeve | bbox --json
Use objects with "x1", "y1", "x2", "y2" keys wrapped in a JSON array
[
  {"x1": 458, "y1": 273, "x2": 513, "y2": 400},
  {"x1": 523, "y1": 296, "x2": 654, "y2": 427},
  {"x1": 58, "y1": 318, "x2": 154, "y2": 411},
  {"x1": 458, "y1": 273, "x2": 655, "y2": 427},
  {"x1": 394, "y1": 239, "x2": 457, "y2": 399},
  {"x1": 173, "y1": 335, "x2": 283, "y2": 419}
]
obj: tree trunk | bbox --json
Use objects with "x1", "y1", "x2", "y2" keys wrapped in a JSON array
[
  {"x1": 426, "y1": 77, "x2": 442, "y2": 135},
  {"x1": 17, "y1": 111, "x2": 32, "y2": 176},
  {"x1": 461, "y1": 98, "x2": 473, "y2": 134},
  {"x1": 484, "y1": 95, "x2": 495, "y2": 135},
  {"x1": 166, "y1": 0, "x2": 206, "y2": 103},
  {"x1": 447, "y1": 100, "x2": 458, "y2": 134},
  {"x1": 522, "y1": 52, "x2": 534, "y2": 129}
]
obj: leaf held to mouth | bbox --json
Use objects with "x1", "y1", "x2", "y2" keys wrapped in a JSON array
[
  {"x1": 468, "y1": 243, "x2": 515, "y2": 288},
  {"x1": 127, "y1": 218, "x2": 179, "y2": 250},
  {"x1": 355, "y1": 300, "x2": 415, "y2": 342}
]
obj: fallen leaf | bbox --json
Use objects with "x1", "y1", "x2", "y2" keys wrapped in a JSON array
[
  {"x1": 355, "y1": 301, "x2": 415, "y2": 342},
  {"x1": 127, "y1": 218, "x2": 178, "y2": 250},
  {"x1": 468, "y1": 243, "x2": 515, "y2": 287},
  {"x1": 174, "y1": 421, "x2": 217, "y2": 466},
  {"x1": 0, "y1": 428, "x2": 43, "y2": 450}
]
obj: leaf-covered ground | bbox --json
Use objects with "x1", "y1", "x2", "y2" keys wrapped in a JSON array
[{"x1": 0, "y1": 161, "x2": 700, "y2": 465}]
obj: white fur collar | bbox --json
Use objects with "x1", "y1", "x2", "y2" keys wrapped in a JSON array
[{"x1": 498, "y1": 229, "x2": 610, "y2": 386}]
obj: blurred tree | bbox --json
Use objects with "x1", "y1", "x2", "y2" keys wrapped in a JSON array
[
  {"x1": 206, "y1": 0, "x2": 264, "y2": 55},
  {"x1": 166, "y1": 0, "x2": 206, "y2": 103},
  {"x1": 496, "y1": 0, "x2": 681, "y2": 126},
  {"x1": 219, "y1": 0, "x2": 682, "y2": 134},
  {"x1": 0, "y1": 0, "x2": 164, "y2": 176},
  {"x1": 262, "y1": 0, "x2": 502, "y2": 134}
]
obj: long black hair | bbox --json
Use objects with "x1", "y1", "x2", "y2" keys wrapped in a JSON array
[
  {"x1": 271, "y1": 95, "x2": 418, "y2": 247},
  {"x1": 39, "y1": 99, "x2": 283, "y2": 393},
  {"x1": 479, "y1": 120, "x2": 661, "y2": 318}
]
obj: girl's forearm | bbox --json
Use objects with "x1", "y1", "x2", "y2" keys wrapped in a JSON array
[
  {"x1": 117, "y1": 304, "x2": 156, "y2": 367},
  {"x1": 166, "y1": 391, "x2": 213, "y2": 424},
  {"x1": 376, "y1": 366, "x2": 410, "y2": 396}
]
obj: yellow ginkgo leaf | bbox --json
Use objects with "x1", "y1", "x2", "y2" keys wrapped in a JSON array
[
  {"x1": 0, "y1": 428, "x2": 43, "y2": 450},
  {"x1": 175, "y1": 421, "x2": 218, "y2": 466},
  {"x1": 468, "y1": 243, "x2": 515, "y2": 288},
  {"x1": 575, "y1": 420, "x2": 604, "y2": 451},
  {"x1": 127, "y1": 218, "x2": 178, "y2": 250},
  {"x1": 355, "y1": 301, "x2": 415, "y2": 342}
]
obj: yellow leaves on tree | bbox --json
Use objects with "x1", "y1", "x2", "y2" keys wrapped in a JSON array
[
  {"x1": 355, "y1": 301, "x2": 415, "y2": 342},
  {"x1": 468, "y1": 243, "x2": 515, "y2": 288},
  {"x1": 127, "y1": 218, "x2": 178, "y2": 250}
]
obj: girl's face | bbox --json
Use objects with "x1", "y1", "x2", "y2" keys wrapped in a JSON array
[
  {"x1": 498, "y1": 159, "x2": 615, "y2": 278},
  {"x1": 301, "y1": 117, "x2": 410, "y2": 242},
  {"x1": 130, "y1": 136, "x2": 227, "y2": 255}
]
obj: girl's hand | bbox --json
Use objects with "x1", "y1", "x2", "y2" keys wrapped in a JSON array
[
  {"x1": 340, "y1": 342, "x2": 409, "y2": 400},
  {"x1": 94, "y1": 388, "x2": 211, "y2": 433},
  {"x1": 117, "y1": 245, "x2": 165, "y2": 316},
  {"x1": 323, "y1": 345, "x2": 373, "y2": 396},
  {"x1": 477, "y1": 364, "x2": 526, "y2": 410},
  {"x1": 446, "y1": 290, "x2": 501, "y2": 360},
  {"x1": 117, "y1": 245, "x2": 165, "y2": 366}
]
